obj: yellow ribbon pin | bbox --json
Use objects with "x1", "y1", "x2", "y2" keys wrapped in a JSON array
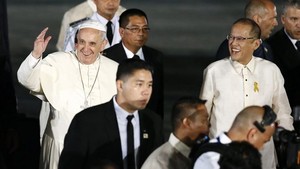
[{"x1": 254, "y1": 82, "x2": 259, "y2": 92}]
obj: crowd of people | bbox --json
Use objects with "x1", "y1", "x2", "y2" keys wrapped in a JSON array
[{"x1": 2, "y1": 0, "x2": 300, "y2": 169}]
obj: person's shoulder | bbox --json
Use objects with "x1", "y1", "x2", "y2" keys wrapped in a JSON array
[
  {"x1": 104, "y1": 42, "x2": 122, "y2": 52},
  {"x1": 147, "y1": 142, "x2": 168, "y2": 157},
  {"x1": 140, "y1": 108, "x2": 161, "y2": 120},
  {"x1": 63, "y1": 1, "x2": 94, "y2": 26},
  {"x1": 254, "y1": 56, "x2": 275, "y2": 65},
  {"x1": 143, "y1": 46, "x2": 164, "y2": 64},
  {"x1": 64, "y1": 1, "x2": 92, "y2": 16},
  {"x1": 143, "y1": 45, "x2": 163, "y2": 55},
  {"x1": 139, "y1": 109, "x2": 163, "y2": 127},
  {"x1": 74, "y1": 100, "x2": 112, "y2": 120},
  {"x1": 266, "y1": 28, "x2": 285, "y2": 43},
  {"x1": 44, "y1": 51, "x2": 73, "y2": 62},
  {"x1": 254, "y1": 57, "x2": 280, "y2": 70},
  {"x1": 141, "y1": 142, "x2": 170, "y2": 169},
  {"x1": 116, "y1": 6, "x2": 126, "y2": 16},
  {"x1": 193, "y1": 148, "x2": 221, "y2": 169},
  {"x1": 101, "y1": 55, "x2": 119, "y2": 67},
  {"x1": 205, "y1": 58, "x2": 230, "y2": 71}
]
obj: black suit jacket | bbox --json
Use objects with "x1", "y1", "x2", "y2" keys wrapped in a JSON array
[
  {"x1": 58, "y1": 99, "x2": 164, "y2": 169},
  {"x1": 266, "y1": 28, "x2": 300, "y2": 108},
  {"x1": 215, "y1": 39, "x2": 274, "y2": 62},
  {"x1": 103, "y1": 42, "x2": 164, "y2": 118}
]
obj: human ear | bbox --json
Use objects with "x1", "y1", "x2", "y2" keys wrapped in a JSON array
[
  {"x1": 281, "y1": 15, "x2": 286, "y2": 25},
  {"x1": 253, "y1": 39, "x2": 261, "y2": 50},
  {"x1": 116, "y1": 80, "x2": 123, "y2": 92},
  {"x1": 100, "y1": 39, "x2": 108, "y2": 50},
  {"x1": 252, "y1": 14, "x2": 261, "y2": 24},
  {"x1": 247, "y1": 128, "x2": 257, "y2": 142},
  {"x1": 182, "y1": 117, "x2": 193, "y2": 129},
  {"x1": 119, "y1": 27, "x2": 125, "y2": 38}
]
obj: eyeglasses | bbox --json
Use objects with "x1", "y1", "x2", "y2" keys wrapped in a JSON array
[
  {"x1": 125, "y1": 27, "x2": 150, "y2": 33},
  {"x1": 226, "y1": 35, "x2": 257, "y2": 42}
]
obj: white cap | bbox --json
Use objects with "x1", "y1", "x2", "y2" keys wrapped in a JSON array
[{"x1": 78, "y1": 20, "x2": 106, "y2": 32}]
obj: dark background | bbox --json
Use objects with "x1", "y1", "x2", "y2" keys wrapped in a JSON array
[
  {"x1": 2, "y1": 0, "x2": 286, "y2": 168},
  {"x1": 7, "y1": 0, "x2": 285, "y2": 130}
]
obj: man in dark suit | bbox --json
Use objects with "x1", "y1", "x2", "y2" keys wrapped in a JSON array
[
  {"x1": 58, "y1": 59, "x2": 164, "y2": 169},
  {"x1": 215, "y1": 0, "x2": 278, "y2": 61},
  {"x1": 266, "y1": 0, "x2": 300, "y2": 121},
  {"x1": 103, "y1": 8, "x2": 164, "y2": 118}
]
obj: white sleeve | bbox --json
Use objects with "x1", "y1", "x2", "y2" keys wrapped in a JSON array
[
  {"x1": 272, "y1": 66, "x2": 294, "y2": 130},
  {"x1": 193, "y1": 152, "x2": 221, "y2": 169},
  {"x1": 17, "y1": 52, "x2": 43, "y2": 92}
]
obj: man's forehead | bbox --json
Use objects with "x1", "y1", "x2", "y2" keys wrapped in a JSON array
[
  {"x1": 130, "y1": 70, "x2": 152, "y2": 79},
  {"x1": 231, "y1": 24, "x2": 252, "y2": 34}
]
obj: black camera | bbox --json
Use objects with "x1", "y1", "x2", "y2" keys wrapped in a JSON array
[
  {"x1": 273, "y1": 127, "x2": 300, "y2": 143},
  {"x1": 274, "y1": 127, "x2": 300, "y2": 169}
]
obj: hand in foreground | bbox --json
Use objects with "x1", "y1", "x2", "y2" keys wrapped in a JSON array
[{"x1": 32, "y1": 27, "x2": 52, "y2": 58}]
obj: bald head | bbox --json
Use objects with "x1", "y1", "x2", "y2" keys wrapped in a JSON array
[
  {"x1": 228, "y1": 105, "x2": 277, "y2": 149},
  {"x1": 230, "y1": 106, "x2": 265, "y2": 132},
  {"x1": 244, "y1": 0, "x2": 278, "y2": 39},
  {"x1": 245, "y1": 0, "x2": 269, "y2": 18}
]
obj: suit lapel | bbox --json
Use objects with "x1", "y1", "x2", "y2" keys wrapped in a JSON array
[
  {"x1": 142, "y1": 46, "x2": 153, "y2": 63},
  {"x1": 281, "y1": 30, "x2": 300, "y2": 68},
  {"x1": 103, "y1": 100, "x2": 124, "y2": 165},
  {"x1": 137, "y1": 110, "x2": 147, "y2": 168},
  {"x1": 117, "y1": 43, "x2": 128, "y2": 61}
]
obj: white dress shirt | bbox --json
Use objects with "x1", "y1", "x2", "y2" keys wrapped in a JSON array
[
  {"x1": 113, "y1": 97, "x2": 141, "y2": 166},
  {"x1": 200, "y1": 56, "x2": 294, "y2": 138},
  {"x1": 122, "y1": 43, "x2": 145, "y2": 60},
  {"x1": 199, "y1": 56, "x2": 294, "y2": 169}
]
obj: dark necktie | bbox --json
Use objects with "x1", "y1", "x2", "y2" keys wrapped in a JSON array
[
  {"x1": 132, "y1": 55, "x2": 140, "y2": 60},
  {"x1": 127, "y1": 115, "x2": 135, "y2": 169},
  {"x1": 296, "y1": 41, "x2": 300, "y2": 52},
  {"x1": 106, "y1": 21, "x2": 113, "y2": 45}
]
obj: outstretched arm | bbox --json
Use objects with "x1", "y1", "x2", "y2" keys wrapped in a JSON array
[{"x1": 17, "y1": 27, "x2": 51, "y2": 93}]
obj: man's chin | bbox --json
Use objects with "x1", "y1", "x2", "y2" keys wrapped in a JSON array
[{"x1": 135, "y1": 104, "x2": 147, "y2": 111}]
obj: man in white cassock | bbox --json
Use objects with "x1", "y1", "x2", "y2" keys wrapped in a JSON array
[{"x1": 17, "y1": 20, "x2": 118, "y2": 169}]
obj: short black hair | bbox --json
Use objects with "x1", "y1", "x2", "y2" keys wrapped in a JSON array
[
  {"x1": 232, "y1": 18, "x2": 261, "y2": 39},
  {"x1": 116, "y1": 58, "x2": 153, "y2": 81},
  {"x1": 119, "y1": 8, "x2": 148, "y2": 28},
  {"x1": 171, "y1": 96, "x2": 206, "y2": 130},
  {"x1": 219, "y1": 141, "x2": 262, "y2": 169}
]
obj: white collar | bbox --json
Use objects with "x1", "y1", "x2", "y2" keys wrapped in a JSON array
[
  {"x1": 230, "y1": 56, "x2": 255, "y2": 75},
  {"x1": 94, "y1": 12, "x2": 119, "y2": 25},
  {"x1": 169, "y1": 133, "x2": 191, "y2": 158},
  {"x1": 122, "y1": 43, "x2": 144, "y2": 60},
  {"x1": 284, "y1": 28, "x2": 299, "y2": 50},
  {"x1": 113, "y1": 96, "x2": 139, "y2": 122}
]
